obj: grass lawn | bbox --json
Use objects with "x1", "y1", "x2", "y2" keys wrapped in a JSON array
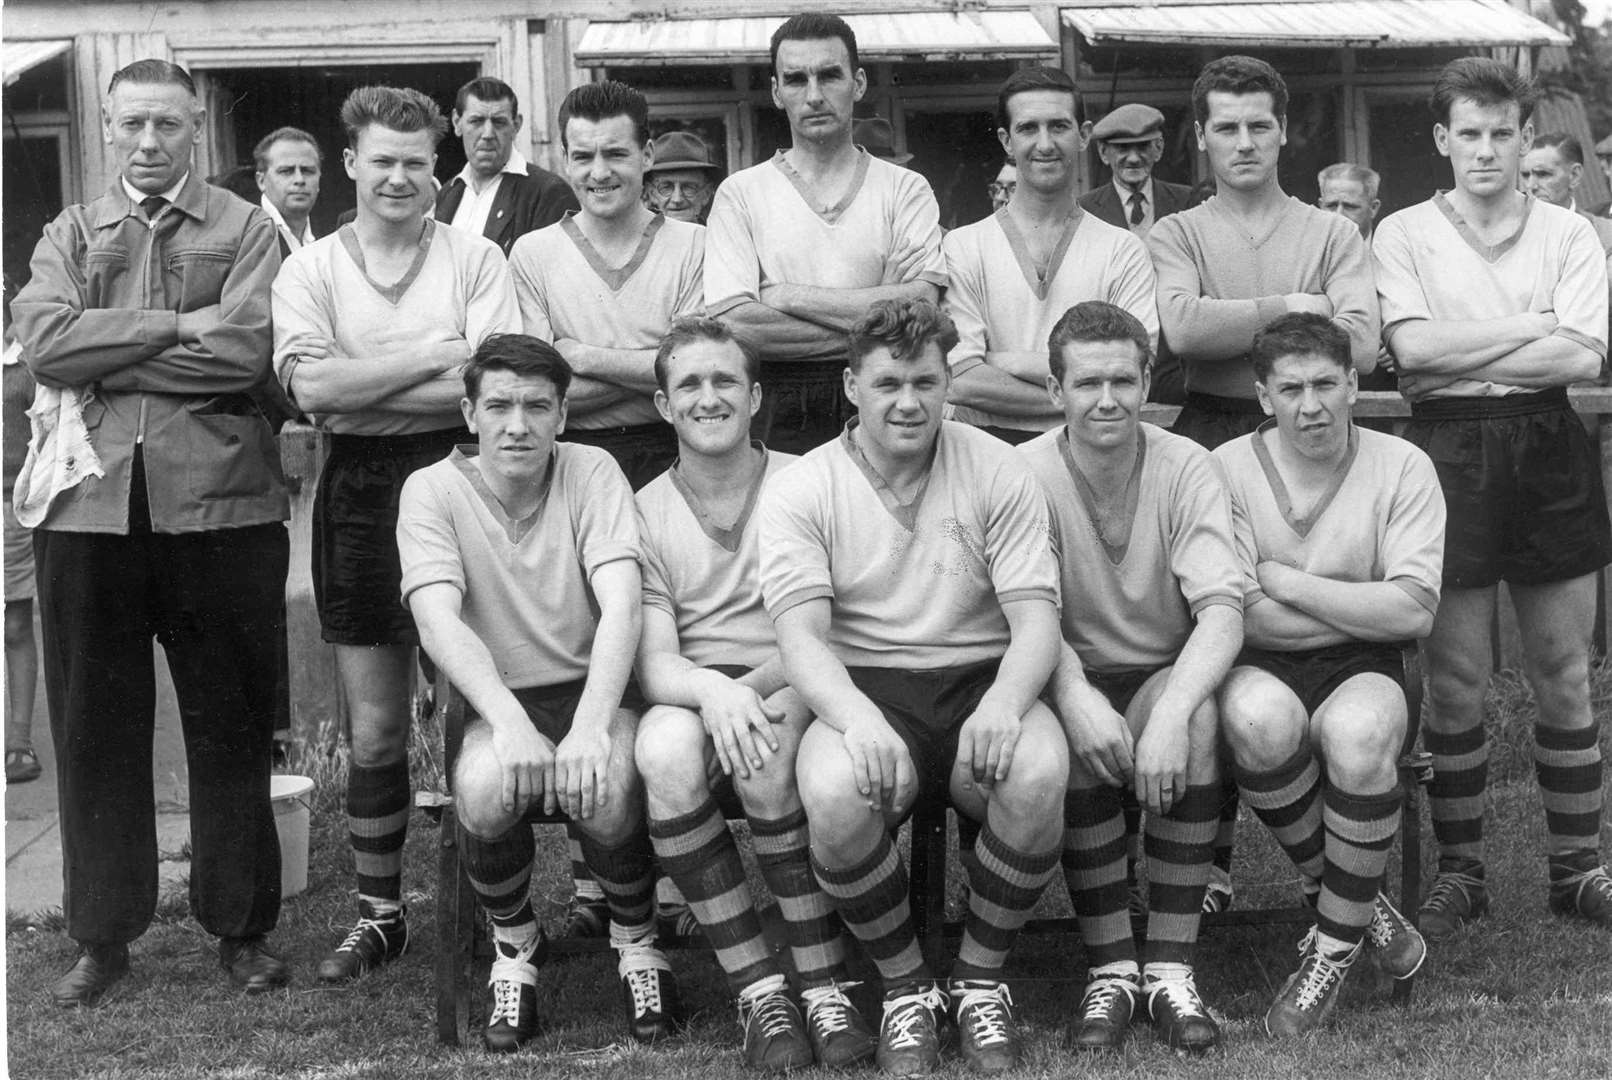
[{"x1": 6, "y1": 672, "x2": 1612, "y2": 1079}]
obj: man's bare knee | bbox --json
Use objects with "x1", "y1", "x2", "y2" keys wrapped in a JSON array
[
  {"x1": 635, "y1": 705, "x2": 710, "y2": 797},
  {"x1": 454, "y1": 732, "x2": 522, "y2": 839},
  {"x1": 1220, "y1": 669, "x2": 1305, "y2": 770}
]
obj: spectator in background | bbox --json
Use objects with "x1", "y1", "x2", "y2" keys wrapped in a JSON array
[
  {"x1": 254, "y1": 126, "x2": 322, "y2": 258},
  {"x1": 14, "y1": 58, "x2": 291, "y2": 1002},
  {"x1": 1523, "y1": 133, "x2": 1612, "y2": 262},
  {"x1": 1317, "y1": 163, "x2": 1381, "y2": 244},
  {"x1": 988, "y1": 162, "x2": 1015, "y2": 212},
  {"x1": 1079, "y1": 103, "x2": 1198, "y2": 238},
  {"x1": 644, "y1": 130, "x2": 722, "y2": 225},
  {"x1": 1592, "y1": 133, "x2": 1612, "y2": 216},
  {"x1": 3, "y1": 276, "x2": 41, "y2": 785},
  {"x1": 852, "y1": 116, "x2": 912, "y2": 167},
  {"x1": 437, "y1": 77, "x2": 578, "y2": 257}
]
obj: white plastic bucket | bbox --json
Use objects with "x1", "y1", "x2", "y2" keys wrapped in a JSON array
[{"x1": 270, "y1": 774, "x2": 315, "y2": 899}]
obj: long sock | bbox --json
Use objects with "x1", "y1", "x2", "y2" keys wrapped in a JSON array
[
  {"x1": 1317, "y1": 786, "x2": 1401, "y2": 946},
  {"x1": 348, "y1": 760, "x2": 410, "y2": 905},
  {"x1": 1424, "y1": 723, "x2": 1487, "y2": 862},
  {"x1": 953, "y1": 819, "x2": 1059, "y2": 981},
  {"x1": 751, "y1": 808, "x2": 847, "y2": 989},
  {"x1": 1236, "y1": 747, "x2": 1325, "y2": 885},
  {"x1": 462, "y1": 818, "x2": 535, "y2": 924},
  {"x1": 1122, "y1": 791, "x2": 1143, "y2": 879},
  {"x1": 812, "y1": 830, "x2": 927, "y2": 983},
  {"x1": 567, "y1": 824, "x2": 604, "y2": 901},
  {"x1": 649, "y1": 798, "x2": 777, "y2": 995},
  {"x1": 1212, "y1": 780, "x2": 1239, "y2": 875},
  {"x1": 1534, "y1": 723, "x2": 1604, "y2": 858},
  {"x1": 1062, "y1": 785, "x2": 1134, "y2": 967},
  {"x1": 1142, "y1": 783, "x2": 1218, "y2": 966},
  {"x1": 579, "y1": 825, "x2": 657, "y2": 932}
]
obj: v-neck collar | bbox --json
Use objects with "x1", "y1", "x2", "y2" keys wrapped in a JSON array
[
  {"x1": 337, "y1": 219, "x2": 435, "y2": 306},
  {"x1": 450, "y1": 446, "x2": 556, "y2": 544},
  {"x1": 560, "y1": 211, "x2": 665, "y2": 292},
  {"x1": 668, "y1": 442, "x2": 770, "y2": 553},
  {"x1": 841, "y1": 419, "x2": 933, "y2": 532},
  {"x1": 1058, "y1": 426, "x2": 1146, "y2": 564},
  {"x1": 995, "y1": 207, "x2": 1083, "y2": 300},
  {"x1": 1434, "y1": 190, "x2": 1533, "y2": 263},
  {"x1": 1250, "y1": 420, "x2": 1357, "y2": 538},
  {"x1": 1207, "y1": 194, "x2": 1296, "y2": 250},
  {"x1": 771, "y1": 148, "x2": 871, "y2": 225}
]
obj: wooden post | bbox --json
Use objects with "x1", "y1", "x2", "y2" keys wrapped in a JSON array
[{"x1": 277, "y1": 422, "x2": 342, "y2": 747}]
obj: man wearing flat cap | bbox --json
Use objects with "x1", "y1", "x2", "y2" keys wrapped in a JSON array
[
  {"x1": 645, "y1": 130, "x2": 722, "y2": 225},
  {"x1": 1079, "y1": 103, "x2": 1199, "y2": 237}
]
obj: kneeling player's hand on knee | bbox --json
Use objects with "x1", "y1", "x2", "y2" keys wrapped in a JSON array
[
  {"x1": 490, "y1": 719, "x2": 559, "y2": 817},
  {"x1": 1132, "y1": 701, "x2": 1190, "y2": 816},
  {"x1": 842, "y1": 712, "x2": 915, "y2": 812},
  {"x1": 958, "y1": 699, "x2": 1023, "y2": 788},
  {"x1": 698, "y1": 678, "x2": 785, "y2": 780},
  {"x1": 556, "y1": 724, "x2": 613, "y2": 820}
]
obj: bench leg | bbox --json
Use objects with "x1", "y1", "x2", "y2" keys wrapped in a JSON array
[
  {"x1": 436, "y1": 804, "x2": 477, "y2": 1046},
  {"x1": 1393, "y1": 768, "x2": 1422, "y2": 1005}
]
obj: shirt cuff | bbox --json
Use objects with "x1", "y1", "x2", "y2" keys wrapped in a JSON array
[{"x1": 765, "y1": 584, "x2": 834, "y2": 621}]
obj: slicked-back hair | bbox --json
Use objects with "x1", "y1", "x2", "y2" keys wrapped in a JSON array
[
  {"x1": 1429, "y1": 56, "x2": 1538, "y2": 127},
  {"x1": 770, "y1": 13, "x2": 859, "y2": 72},
  {"x1": 340, "y1": 86, "x2": 448, "y2": 149},
  {"x1": 456, "y1": 77, "x2": 518, "y2": 117},
  {"x1": 1317, "y1": 162, "x2": 1380, "y2": 202},
  {"x1": 1191, "y1": 55, "x2": 1288, "y2": 125},
  {"x1": 653, "y1": 317, "x2": 760, "y2": 393},
  {"x1": 995, "y1": 66, "x2": 1080, "y2": 134},
  {"x1": 464, "y1": 333, "x2": 573, "y2": 403},
  {"x1": 253, "y1": 127, "x2": 322, "y2": 171},
  {"x1": 1047, "y1": 302, "x2": 1153, "y2": 382},
  {"x1": 107, "y1": 58, "x2": 196, "y2": 97},
  {"x1": 1251, "y1": 312, "x2": 1351, "y2": 383},
  {"x1": 558, "y1": 81, "x2": 649, "y2": 147},
  {"x1": 1532, "y1": 132, "x2": 1585, "y2": 166},
  {"x1": 847, "y1": 299, "x2": 958, "y2": 373}
]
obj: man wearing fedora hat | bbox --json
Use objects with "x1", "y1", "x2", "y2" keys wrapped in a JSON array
[
  {"x1": 852, "y1": 117, "x2": 912, "y2": 167},
  {"x1": 644, "y1": 130, "x2": 722, "y2": 225},
  {"x1": 1079, "y1": 103, "x2": 1199, "y2": 237}
]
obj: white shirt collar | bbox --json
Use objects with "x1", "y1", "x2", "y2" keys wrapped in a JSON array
[
  {"x1": 259, "y1": 194, "x2": 315, "y2": 247},
  {"x1": 1112, "y1": 176, "x2": 1154, "y2": 206},
  {"x1": 3, "y1": 339, "x2": 22, "y2": 367},
  {"x1": 453, "y1": 148, "x2": 529, "y2": 191},
  {"x1": 121, "y1": 172, "x2": 188, "y2": 208}
]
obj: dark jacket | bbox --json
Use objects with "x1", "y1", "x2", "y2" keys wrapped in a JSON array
[
  {"x1": 1079, "y1": 178, "x2": 1200, "y2": 230},
  {"x1": 434, "y1": 163, "x2": 579, "y2": 256},
  {"x1": 12, "y1": 175, "x2": 289, "y2": 533}
]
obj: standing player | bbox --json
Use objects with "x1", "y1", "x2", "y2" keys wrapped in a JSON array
[
  {"x1": 399, "y1": 334, "x2": 679, "y2": 1050},
  {"x1": 273, "y1": 85, "x2": 520, "y2": 982},
  {"x1": 944, "y1": 68, "x2": 1157, "y2": 446},
  {"x1": 1022, "y1": 302, "x2": 1242, "y2": 1054},
  {"x1": 510, "y1": 81, "x2": 702, "y2": 491},
  {"x1": 760, "y1": 299, "x2": 1067, "y2": 1075},
  {"x1": 1374, "y1": 58, "x2": 1612, "y2": 936},
  {"x1": 634, "y1": 317, "x2": 877, "y2": 1071},
  {"x1": 705, "y1": 13, "x2": 946, "y2": 453},
  {"x1": 1215, "y1": 313, "x2": 1443, "y2": 1035},
  {"x1": 1150, "y1": 56, "x2": 1379, "y2": 905}
]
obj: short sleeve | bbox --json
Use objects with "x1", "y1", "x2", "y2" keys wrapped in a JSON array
[
  {"x1": 271, "y1": 249, "x2": 335, "y2": 395},
  {"x1": 1166, "y1": 447, "x2": 1244, "y2": 615},
  {"x1": 1372, "y1": 212, "x2": 1433, "y2": 337},
  {"x1": 1380, "y1": 447, "x2": 1446, "y2": 613},
  {"x1": 892, "y1": 170, "x2": 947, "y2": 289},
  {"x1": 942, "y1": 228, "x2": 988, "y2": 377},
  {"x1": 1551, "y1": 216, "x2": 1610, "y2": 358},
  {"x1": 508, "y1": 232, "x2": 554, "y2": 342},
  {"x1": 1107, "y1": 230, "x2": 1161, "y2": 357},
  {"x1": 636, "y1": 502, "x2": 676, "y2": 617},
  {"x1": 571, "y1": 450, "x2": 641, "y2": 576},
  {"x1": 758, "y1": 460, "x2": 834, "y2": 619},
  {"x1": 463, "y1": 237, "x2": 523, "y2": 348},
  {"x1": 397, "y1": 468, "x2": 465, "y2": 603},
  {"x1": 982, "y1": 455, "x2": 1060, "y2": 608},
  {"x1": 703, "y1": 178, "x2": 760, "y2": 316},
  {"x1": 1212, "y1": 448, "x2": 1265, "y2": 608}
]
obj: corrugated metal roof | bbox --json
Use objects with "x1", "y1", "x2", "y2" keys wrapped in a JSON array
[
  {"x1": 3, "y1": 39, "x2": 72, "y2": 88},
  {"x1": 1063, "y1": 0, "x2": 1570, "y2": 48},
  {"x1": 574, "y1": 10, "x2": 1058, "y2": 67}
]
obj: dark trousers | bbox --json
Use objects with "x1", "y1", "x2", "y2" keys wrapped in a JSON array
[{"x1": 35, "y1": 461, "x2": 287, "y2": 946}]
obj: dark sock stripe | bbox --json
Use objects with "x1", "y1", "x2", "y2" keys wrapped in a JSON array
[
  {"x1": 812, "y1": 832, "x2": 927, "y2": 982},
  {"x1": 348, "y1": 760, "x2": 410, "y2": 901},
  {"x1": 1425, "y1": 724, "x2": 1488, "y2": 859},
  {"x1": 580, "y1": 826, "x2": 657, "y2": 930},
  {"x1": 1316, "y1": 786, "x2": 1400, "y2": 945},
  {"x1": 1063, "y1": 786, "x2": 1133, "y2": 967},
  {"x1": 751, "y1": 808, "x2": 847, "y2": 987},
  {"x1": 461, "y1": 822, "x2": 535, "y2": 919}
]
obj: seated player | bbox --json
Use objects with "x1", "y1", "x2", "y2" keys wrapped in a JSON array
[
  {"x1": 760, "y1": 299, "x2": 1068, "y2": 1076},
  {"x1": 397, "y1": 334, "x2": 681, "y2": 1051},
  {"x1": 1021, "y1": 302, "x2": 1243, "y2": 1054},
  {"x1": 1213, "y1": 314, "x2": 1443, "y2": 1036},
  {"x1": 634, "y1": 317, "x2": 877, "y2": 1072}
]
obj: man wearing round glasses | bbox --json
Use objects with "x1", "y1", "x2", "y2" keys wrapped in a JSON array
[{"x1": 645, "y1": 131, "x2": 721, "y2": 225}]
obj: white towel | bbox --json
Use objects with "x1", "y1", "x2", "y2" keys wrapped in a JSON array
[{"x1": 12, "y1": 384, "x2": 105, "y2": 528}]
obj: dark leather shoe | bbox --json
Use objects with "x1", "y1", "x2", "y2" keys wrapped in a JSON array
[
  {"x1": 52, "y1": 943, "x2": 130, "y2": 1008},
  {"x1": 220, "y1": 936, "x2": 290, "y2": 993}
]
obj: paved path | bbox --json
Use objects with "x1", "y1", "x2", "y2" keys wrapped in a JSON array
[{"x1": 4, "y1": 611, "x2": 192, "y2": 920}]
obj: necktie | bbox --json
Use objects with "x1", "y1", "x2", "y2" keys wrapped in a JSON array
[
  {"x1": 1127, "y1": 190, "x2": 1146, "y2": 227},
  {"x1": 140, "y1": 195, "x2": 168, "y2": 223}
]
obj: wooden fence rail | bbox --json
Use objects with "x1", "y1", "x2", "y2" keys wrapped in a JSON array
[{"x1": 277, "y1": 388, "x2": 1612, "y2": 744}]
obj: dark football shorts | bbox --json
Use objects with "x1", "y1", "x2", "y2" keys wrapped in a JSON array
[
  {"x1": 560, "y1": 421, "x2": 678, "y2": 493},
  {"x1": 314, "y1": 427, "x2": 465, "y2": 646},
  {"x1": 1406, "y1": 388, "x2": 1612, "y2": 589},
  {"x1": 845, "y1": 658, "x2": 1001, "y2": 804},
  {"x1": 485, "y1": 678, "x2": 647, "y2": 746},
  {"x1": 1085, "y1": 665, "x2": 1168, "y2": 716},
  {"x1": 1234, "y1": 640, "x2": 1407, "y2": 715},
  {"x1": 1172, "y1": 391, "x2": 1267, "y2": 451}
]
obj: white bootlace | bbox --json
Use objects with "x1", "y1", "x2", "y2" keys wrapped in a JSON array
[
  {"x1": 617, "y1": 939, "x2": 671, "y2": 1015},
  {"x1": 802, "y1": 980, "x2": 862, "y2": 1037},
  {"x1": 741, "y1": 990, "x2": 799, "y2": 1040},
  {"x1": 881, "y1": 985, "x2": 947, "y2": 1050},
  {"x1": 1291, "y1": 944, "x2": 1356, "y2": 1010},
  {"x1": 1080, "y1": 976, "x2": 1139, "y2": 1020},
  {"x1": 1368, "y1": 892, "x2": 1408, "y2": 947},
  {"x1": 486, "y1": 935, "x2": 541, "y2": 1025},
  {"x1": 337, "y1": 914, "x2": 392, "y2": 953},
  {"x1": 1424, "y1": 870, "x2": 1485, "y2": 914},
  {"x1": 1145, "y1": 973, "x2": 1206, "y2": 1019},
  {"x1": 954, "y1": 983, "x2": 1013, "y2": 1046},
  {"x1": 1557, "y1": 864, "x2": 1612, "y2": 902}
]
